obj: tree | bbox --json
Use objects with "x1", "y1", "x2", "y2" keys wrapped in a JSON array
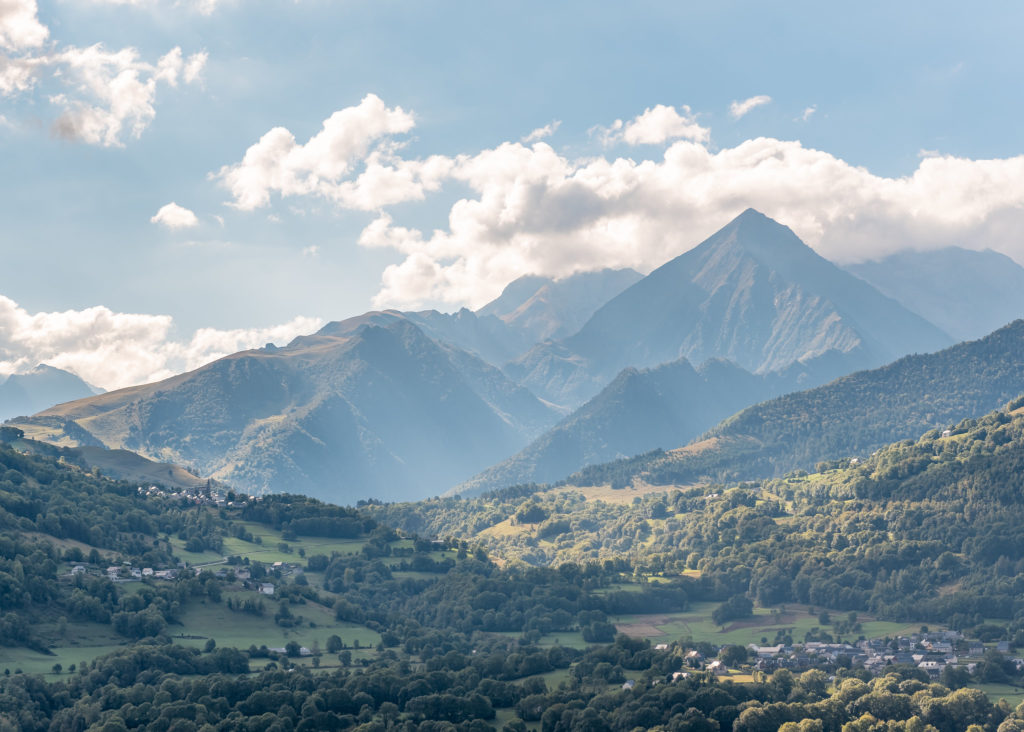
[
  {"x1": 712, "y1": 595, "x2": 753, "y2": 626},
  {"x1": 719, "y1": 645, "x2": 749, "y2": 667},
  {"x1": 326, "y1": 635, "x2": 343, "y2": 653}
]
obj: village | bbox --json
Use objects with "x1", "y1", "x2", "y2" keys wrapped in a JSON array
[{"x1": 655, "y1": 628, "x2": 1024, "y2": 684}]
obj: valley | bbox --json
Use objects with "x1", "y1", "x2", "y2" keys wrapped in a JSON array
[{"x1": 3, "y1": 211, "x2": 1024, "y2": 730}]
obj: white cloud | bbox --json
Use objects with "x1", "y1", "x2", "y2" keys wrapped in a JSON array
[
  {"x1": 0, "y1": 294, "x2": 322, "y2": 391},
  {"x1": 216, "y1": 98, "x2": 1024, "y2": 313},
  {"x1": 183, "y1": 50, "x2": 207, "y2": 83},
  {"x1": 214, "y1": 94, "x2": 437, "y2": 210},
  {"x1": 0, "y1": 0, "x2": 48, "y2": 51},
  {"x1": 730, "y1": 94, "x2": 772, "y2": 119},
  {"x1": 359, "y1": 136, "x2": 1024, "y2": 310},
  {"x1": 151, "y1": 201, "x2": 199, "y2": 229},
  {"x1": 595, "y1": 104, "x2": 709, "y2": 146},
  {"x1": 521, "y1": 120, "x2": 561, "y2": 143},
  {"x1": 48, "y1": 45, "x2": 207, "y2": 146},
  {"x1": 0, "y1": 0, "x2": 206, "y2": 145},
  {"x1": 302, "y1": 245, "x2": 319, "y2": 257},
  {"x1": 800, "y1": 105, "x2": 816, "y2": 121}
]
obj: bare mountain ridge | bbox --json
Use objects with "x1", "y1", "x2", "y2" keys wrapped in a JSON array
[
  {"x1": 455, "y1": 356, "x2": 776, "y2": 495},
  {"x1": 21, "y1": 318, "x2": 560, "y2": 502},
  {"x1": 0, "y1": 364, "x2": 103, "y2": 422},
  {"x1": 507, "y1": 209, "x2": 952, "y2": 407},
  {"x1": 847, "y1": 247, "x2": 1024, "y2": 342}
]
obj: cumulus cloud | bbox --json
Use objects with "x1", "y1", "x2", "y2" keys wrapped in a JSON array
[
  {"x1": 730, "y1": 94, "x2": 772, "y2": 119},
  {"x1": 595, "y1": 104, "x2": 709, "y2": 145},
  {"x1": 213, "y1": 94, "x2": 450, "y2": 210},
  {"x1": 0, "y1": 295, "x2": 322, "y2": 390},
  {"x1": 521, "y1": 120, "x2": 561, "y2": 143},
  {"x1": 151, "y1": 202, "x2": 199, "y2": 229},
  {"x1": 217, "y1": 97, "x2": 1024, "y2": 312},
  {"x1": 49, "y1": 45, "x2": 207, "y2": 146},
  {"x1": 0, "y1": 0, "x2": 48, "y2": 51},
  {"x1": 360, "y1": 137, "x2": 1024, "y2": 310},
  {"x1": 800, "y1": 105, "x2": 816, "y2": 121},
  {"x1": 0, "y1": 0, "x2": 206, "y2": 145}
]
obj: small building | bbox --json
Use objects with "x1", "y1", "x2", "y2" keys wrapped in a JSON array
[
  {"x1": 259, "y1": 583, "x2": 275, "y2": 595},
  {"x1": 654, "y1": 643, "x2": 669, "y2": 651},
  {"x1": 70, "y1": 565, "x2": 86, "y2": 576},
  {"x1": 707, "y1": 660, "x2": 727, "y2": 675},
  {"x1": 142, "y1": 568, "x2": 154, "y2": 577},
  {"x1": 621, "y1": 680, "x2": 635, "y2": 690}
]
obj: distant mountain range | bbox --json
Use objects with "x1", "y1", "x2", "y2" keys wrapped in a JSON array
[
  {"x1": 17, "y1": 318, "x2": 559, "y2": 501},
  {"x1": 456, "y1": 357, "x2": 775, "y2": 494},
  {"x1": 0, "y1": 364, "x2": 102, "y2": 422},
  {"x1": 477, "y1": 268, "x2": 643, "y2": 343},
  {"x1": 562, "y1": 319, "x2": 1024, "y2": 490},
  {"x1": 14, "y1": 209, "x2": 1018, "y2": 505},
  {"x1": 506, "y1": 209, "x2": 952, "y2": 407},
  {"x1": 847, "y1": 247, "x2": 1024, "y2": 342}
]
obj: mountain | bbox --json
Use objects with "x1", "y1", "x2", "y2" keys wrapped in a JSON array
[
  {"x1": 506, "y1": 209, "x2": 953, "y2": 407},
  {"x1": 12, "y1": 318, "x2": 560, "y2": 502},
  {"x1": 477, "y1": 268, "x2": 643, "y2": 343},
  {"x1": 456, "y1": 357, "x2": 775, "y2": 494},
  {"x1": 847, "y1": 247, "x2": 1024, "y2": 342},
  {"x1": 0, "y1": 364, "x2": 103, "y2": 422},
  {"x1": 309, "y1": 270, "x2": 643, "y2": 371},
  {"x1": 565, "y1": 319, "x2": 1024, "y2": 489}
]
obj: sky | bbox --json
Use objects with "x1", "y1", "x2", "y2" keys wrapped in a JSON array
[{"x1": 3, "y1": 0, "x2": 1024, "y2": 390}]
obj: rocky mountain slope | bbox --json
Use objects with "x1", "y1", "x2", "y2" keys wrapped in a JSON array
[
  {"x1": 0, "y1": 364, "x2": 102, "y2": 422},
  {"x1": 847, "y1": 246, "x2": 1024, "y2": 342},
  {"x1": 13, "y1": 319, "x2": 560, "y2": 502},
  {"x1": 507, "y1": 209, "x2": 952, "y2": 407},
  {"x1": 564, "y1": 319, "x2": 1024, "y2": 489}
]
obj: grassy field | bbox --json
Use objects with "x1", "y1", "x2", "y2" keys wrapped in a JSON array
[
  {"x1": 0, "y1": 621, "x2": 130, "y2": 677},
  {"x1": 0, "y1": 583, "x2": 382, "y2": 678},
  {"x1": 491, "y1": 631, "x2": 591, "y2": 650},
  {"x1": 615, "y1": 601, "x2": 930, "y2": 646},
  {"x1": 172, "y1": 591, "x2": 380, "y2": 653},
  {"x1": 170, "y1": 521, "x2": 377, "y2": 567},
  {"x1": 973, "y1": 683, "x2": 1024, "y2": 706}
]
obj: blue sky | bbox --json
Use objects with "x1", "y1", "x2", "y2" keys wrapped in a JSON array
[{"x1": 3, "y1": 0, "x2": 1024, "y2": 389}]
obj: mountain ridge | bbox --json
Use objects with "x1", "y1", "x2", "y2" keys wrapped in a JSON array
[{"x1": 506, "y1": 209, "x2": 951, "y2": 407}]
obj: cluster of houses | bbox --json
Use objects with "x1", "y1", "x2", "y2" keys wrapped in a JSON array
[
  {"x1": 137, "y1": 482, "x2": 223, "y2": 506},
  {"x1": 68, "y1": 557, "x2": 303, "y2": 599},
  {"x1": 69, "y1": 563, "x2": 185, "y2": 582},
  {"x1": 655, "y1": 630, "x2": 1022, "y2": 681}
]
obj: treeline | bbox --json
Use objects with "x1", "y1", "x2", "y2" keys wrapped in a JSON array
[{"x1": 0, "y1": 637, "x2": 1015, "y2": 731}]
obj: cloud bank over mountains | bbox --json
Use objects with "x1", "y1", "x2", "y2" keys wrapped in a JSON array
[
  {"x1": 209, "y1": 97, "x2": 1024, "y2": 311},
  {"x1": 0, "y1": 295, "x2": 321, "y2": 391}
]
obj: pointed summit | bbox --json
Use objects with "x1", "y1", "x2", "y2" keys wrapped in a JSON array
[{"x1": 507, "y1": 211, "x2": 952, "y2": 406}]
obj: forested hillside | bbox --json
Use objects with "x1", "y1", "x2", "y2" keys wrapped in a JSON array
[
  {"x1": 374, "y1": 396, "x2": 1024, "y2": 631},
  {"x1": 565, "y1": 319, "x2": 1024, "y2": 489}
]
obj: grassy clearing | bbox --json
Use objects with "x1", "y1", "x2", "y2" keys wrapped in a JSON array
[
  {"x1": 973, "y1": 683, "x2": 1024, "y2": 706},
  {"x1": 615, "y1": 602, "x2": 935, "y2": 646},
  {"x1": 0, "y1": 621, "x2": 129, "y2": 677},
  {"x1": 172, "y1": 592, "x2": 380, "y2": 653}
]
